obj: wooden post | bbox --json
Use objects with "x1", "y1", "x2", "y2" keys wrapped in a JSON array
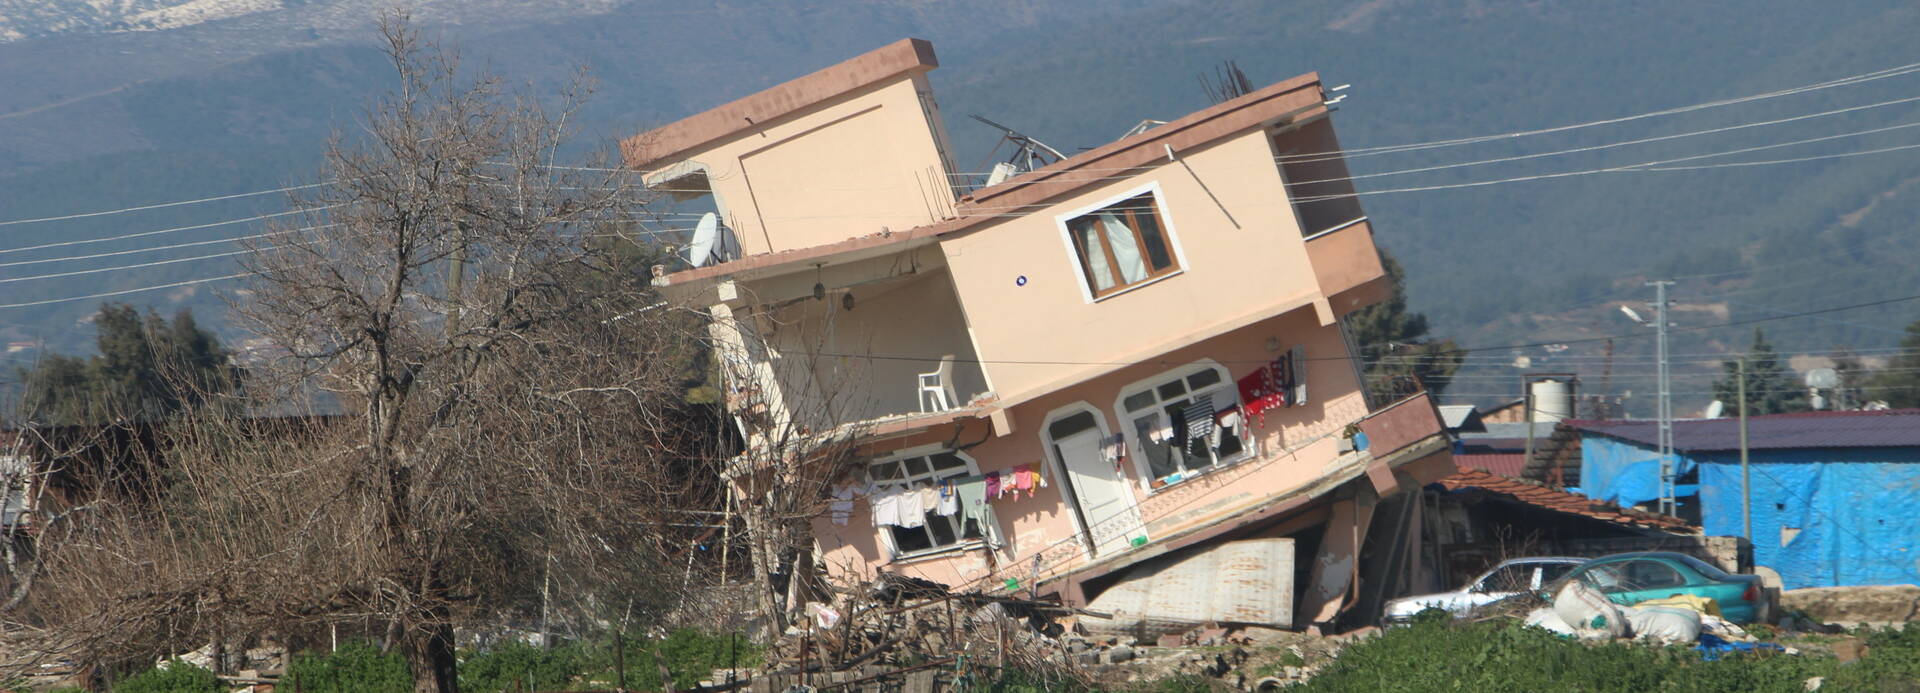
[
  {"x1": 614, "y1": 632, "x2": 627, "y2": 692},
  {"x1": 801, "y1": 619, "x2": 813, "y2": 688},
  {"x1": 995, "y1": 618, "x2": 1006, "y2": 670}
]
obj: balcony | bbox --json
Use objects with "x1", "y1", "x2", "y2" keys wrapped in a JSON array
[
  {"x1": 1303, "y1": 218, "x2": 1389, "y2": 315},
  {"x1": 715, "y1": 262, "x2": 991, "y2": 442},
  {"x1": 1356, "y1": 391, "x2": 1447, "y2": 461},
  {"x1": 1041, "y1": 391, "x2": 1453, "y2": 595}
]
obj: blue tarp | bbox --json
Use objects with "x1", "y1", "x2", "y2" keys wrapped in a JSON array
[
  {"x1": 1579, "y1": 436, "x2": 1697, "y2": 508},
  {"x1": 1582, "y1": 436, "x2": 1920, "y2": 590},
  {"x1": 1694, "y1": 448, "x2": 1920, "y2": 590}
]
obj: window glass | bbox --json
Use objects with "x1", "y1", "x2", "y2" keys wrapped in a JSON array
[
  {"x1": 1064, "y1": 192, "x2": 1180, "y2": 298},
  {"x1": 1477, "y1": 565, "x2": 1534, "y2": 592},
  {"x1": 1579, "y1": 565, "x2": 1625, "y2": 591},
  {"x1": 1048, "y1": 411, "x2": 1099, "y2": 439},
  {"x1": 1674, "y1": 554, "x2": 1733, "y2": 581},
  {"x1": 867, "y1": 451, "x2": 981, "y2": 556},
  {"x1": 1621, "y1": 561, "x2": 1686, "y2": 589},
  {"x1": 1120, "y1": 364, "x2": 1251, "y2": 489},
  {"x1": 1539, "y1": 563, "x2": 1577, "y2": 584},
  {"x1": 930, "y1": 453, "x2": 967, "y2": 472}
]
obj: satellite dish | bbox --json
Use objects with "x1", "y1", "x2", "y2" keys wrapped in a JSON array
[
  {"x1": 686, "y1": 213, "x2": 719, "y2": 267},
  {"x1": 1806, "y1": 368, "x2": 1839, "y2": 389},
  {"x1": 1704, "y1": 400, "x2": 1725, "y2": 419},
  {"x1": 1619, "y1": 305, "x2": 1646, "y2": 325},
  {"x1": 684, "y1": 213, "x2": 739, "y2": 267}
]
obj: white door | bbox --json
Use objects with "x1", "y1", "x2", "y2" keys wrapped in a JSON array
[{"x1": 1051, "y1": 413, "x2": 1147, "y2": 557}]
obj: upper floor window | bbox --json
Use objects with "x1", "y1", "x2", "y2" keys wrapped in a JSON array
[
  {"x1": 867, "y1": 448, "x2": 982, "y2": 555},
  {"x1": 1061, "y1": 190, "x2": 1180, "y2": 299},
  {"x1": 1116, "y1": 363, "x2": 1251, "y2": 489}
]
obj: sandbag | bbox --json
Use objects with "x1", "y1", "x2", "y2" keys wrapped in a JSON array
[
  {"x1": 1524, "y1": 607, "x2": 1577, "y2": 636},
  {"x1": 1638, "y1": 594, "x2": 1721, "y2": 617},
  {"x1": 1699, "y1": 614, "x2": 1754, "y2": 642},
  {"x1": 1627, "y1": 605, "x2": 1702, "y2": 644},
  {"x1": 1553, "y1": 580, "x2": 1627, "y2": 638}
]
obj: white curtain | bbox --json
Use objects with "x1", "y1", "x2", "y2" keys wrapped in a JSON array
[
  {"x1": 1079, "y1": 223, "x2": 1116, "y2": 291},
  {"x1": 1099, "y1": 213, "x2": 1148, "y2": 284}
]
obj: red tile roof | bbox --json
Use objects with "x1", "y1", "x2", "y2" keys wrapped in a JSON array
[
  {"x1": 1437, "y1": 467, "x2": 1697, "y2": 532},
  {"x1": 1454, "y1": 453, "x2": 1528, "y2": 477}
]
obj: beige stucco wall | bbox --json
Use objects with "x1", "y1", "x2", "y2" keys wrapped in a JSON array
[
  {"x1": 811, "y1": 305, "x2": 1372, "y2": 590},
  {"x1": 1274, "y1": 119, "x2": 1364, "y2": 236},
  {"x1": 661, "y1": 73, "x2": 957, "y2": 257},
  {"x1": 939, "y1": 126, "x2": 1332, "y2": 408},
  {"x1": 758, "y1": 267, "x2": 988, "y2": 424}
]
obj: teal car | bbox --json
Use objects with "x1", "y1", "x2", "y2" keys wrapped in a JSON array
[{"x1": 1552, "y1": 552, "x2": 1769, "y2": 624}]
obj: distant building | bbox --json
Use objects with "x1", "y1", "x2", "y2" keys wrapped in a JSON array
[
  {"x1": 1479, "y1": 398, "x2": 1528, "y2": 424},
  {"x1": 626, "y1": 39, "x2": 1454, "y2": 630},
  {"x1": 1547, "y1": 410, "x2": 1920, "y2": 589}
]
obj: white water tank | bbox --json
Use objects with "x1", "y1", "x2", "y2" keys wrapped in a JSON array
[{"x1": 1531, "y1": 378, "x2": 1574, "y2": 423}]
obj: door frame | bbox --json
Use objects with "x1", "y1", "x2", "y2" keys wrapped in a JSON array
[{"x1": 1040, "y1": 401, "x2": 1144, "y2": 559}]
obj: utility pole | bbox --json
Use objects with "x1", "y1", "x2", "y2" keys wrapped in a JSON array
[
  {"x1": 1649, "y1": 280, "x2": 1677, "y2": 517},
  {"x1": 1739, "y1": 358, "x2": 1752, "y2": 542}
]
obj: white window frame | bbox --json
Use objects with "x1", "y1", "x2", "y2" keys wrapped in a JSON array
[
  {"x1": 1053, "y1": 180, "x2": 1190, "y2": 304},
  {"x1": 1111, "y1": 359, "x2": 1257, "y2": 493},
  {"x1": 863, "y1": 444, "x2": 988, "y2": 560}
]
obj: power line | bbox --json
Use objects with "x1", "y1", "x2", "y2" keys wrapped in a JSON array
[
  {"x1": 0, "y1": 207, "x2": 334, "y2": 257},
  {"x1": 0, "y1": 183, "x2": 330, "y2": 229},
  {"x1": 1278, "y1": 60, "x2": 1920, "y2": 163},
  {"x1": 0, "y1": 224, "x2": 333, "y2": 269},
  {"x1": 0, "y1": 273, "x2": 249, "y2": 309},
  {"x1": 1291, "y1": 120, "x2": 1920, "y2": 203},
  {"x1": 1280, "y1": 93, "x2": 1920, "y2": 188}
]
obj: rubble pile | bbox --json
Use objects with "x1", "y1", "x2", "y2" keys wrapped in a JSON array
[{"x1": 738, "y1": 576, "x2": 1089, "y2": 690}]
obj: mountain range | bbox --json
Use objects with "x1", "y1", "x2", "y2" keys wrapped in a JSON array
[{"x1": 5, "y1": 0, "x2": 1920, "y2": 412}]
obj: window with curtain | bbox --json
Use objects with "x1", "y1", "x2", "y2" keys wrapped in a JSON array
[{"x1": 1064, "y1": 192, "x2": 1179, "y2": 298}]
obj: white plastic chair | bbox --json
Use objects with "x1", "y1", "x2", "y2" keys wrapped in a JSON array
[{"x1": 918, "y1": 354, "x2": 958, "y2": 413}]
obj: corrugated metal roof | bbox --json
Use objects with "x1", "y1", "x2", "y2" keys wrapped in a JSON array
[
  {"x1": 1081, "y1": 537, "x2": 1294, "y2": 639},
  {"x1": 1570, "y1": 408, "x2": 1920, "y2": 452},
  {"x1": 1477, "y1": 421, "x2": 1560, "y2": 439},
  {"x1": 1438, "y1": 467, "x2": 1697, "y2": 532},
  {"x1": 1439, "y1": 405, "x2": 1482, "y2": 431}
]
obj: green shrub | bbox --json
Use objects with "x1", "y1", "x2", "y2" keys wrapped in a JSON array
[
  {"x1": 459, "y1": 639, "x2": 588, "y2": 693},
  {"x1": 284, "y1": 640, "x2": 410, "y2": 693},
  {"x1": 1128, "y1": 673, "x2": 1230, "y2": 692},
  {"x1": 112, "y1": 660, "x2": 219, "y2": 693},
  {"x1": 589, "y1": 629, "x2": 762, "y2": 691},
  {"x1": 454, "y1": 629, "x2": 759, "y2": 692},
  {"x1": 1293, "y1": 617, "x2": 1842, "y2": 693}
]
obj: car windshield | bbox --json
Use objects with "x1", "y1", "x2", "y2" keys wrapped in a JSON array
[
  {"x1": 1476, "y1": 564, "x2": 1536, "y2": 592},
  {"x1": 1576, "y1": 564, "x2": 1626, "y2": 591},
  {"x1": 1670, "y1": 554, "x2": 1734, "y2": 580},
  {"x1": 1538, "y1": 562, "x2": 1577, "y2": 584}
]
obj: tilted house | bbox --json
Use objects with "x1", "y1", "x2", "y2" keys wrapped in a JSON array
[{"x1": 625, "y1": 39, "x2": 1454, "y2": 630}]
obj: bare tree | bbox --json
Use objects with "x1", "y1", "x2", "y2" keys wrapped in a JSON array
[{"x1": 1, "y1": 14, "x2": 721, "y2": 693}]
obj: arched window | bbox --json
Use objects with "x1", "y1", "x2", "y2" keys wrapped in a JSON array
[
  {"x1": 865, "y1": 447, "x2": 982, "y2": 556},
  {"x1": 1115, "y1": 361, "x2": 1253, "y2": 489}
]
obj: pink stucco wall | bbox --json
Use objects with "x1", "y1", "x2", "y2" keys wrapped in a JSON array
[{"x1": 811, "y1": 303, "x2": 1372, "y2": 590}]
